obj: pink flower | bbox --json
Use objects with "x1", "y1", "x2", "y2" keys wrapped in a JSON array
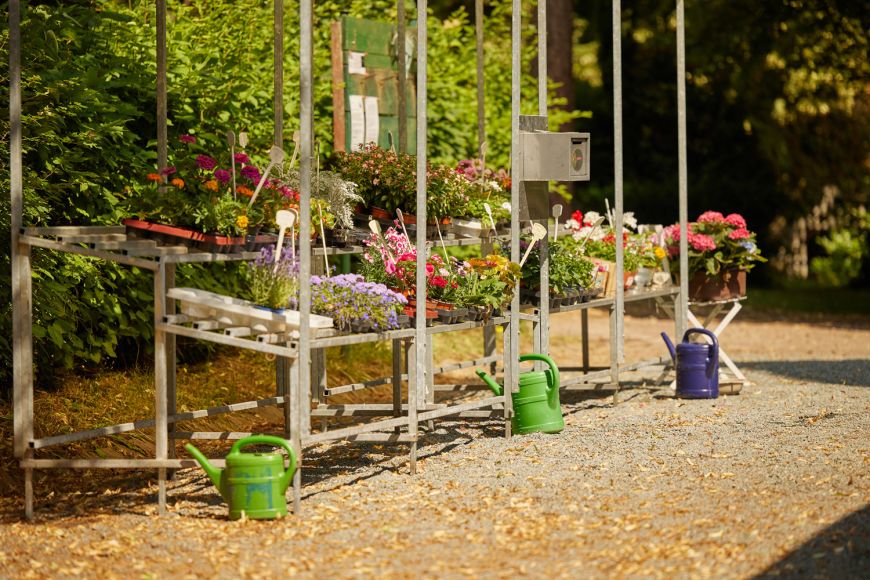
[
  {"x1": 431, "y1": 276, "x2": 447, "y2": 289},
  {"x1": 425, "y1": 263, "x2": 435, "y2": 277},
  {"x1": 728, "y1": 228, "x2": 751, "y2": 240},
  {"x1": 233, "y1": 152, "x2": 250, "y2": 164},
  {"x1": 214, "y1": 169, "x2": 231, "y2": 183},
  {"x1": 196, "y1": 155, "x2": 217, "y2": 170},
  {"x1": 689, "y1": 233, "x2": 716, "y2": 252},
  {"x1": 179, "y1": 134, "x2": 196, "y2": 144},
  {"x1": 160, "y1": 166, "x2": 176, "y2": 176},
  {"x1": 724, "y1": 213, "x2": 747, "y2": 229},
  {"x1": 697, "y1": 211, "x2": 725, "y2": 223}
]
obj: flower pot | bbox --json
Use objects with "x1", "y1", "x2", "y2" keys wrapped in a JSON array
[
  {"x1": 686, "y1": 269, "x2": 747, "y2": 302},
  {"x1": 369, "y1": 206, "x2": 393, "y2": 222}
]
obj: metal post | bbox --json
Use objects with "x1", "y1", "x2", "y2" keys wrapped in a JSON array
[
  {"x1": 413, "y1": 0, "x2": 428, "y2": 465},
  {"x1": 536, "y1": 0, "x2": 549, "y2": 363},
  {"x1": 676, "y1": 0, "x2": 689, "y2": 337},
  {"x1": 611, "y1": 0, "x2": 625, "y2": 389},
  {"x1": 166, "y1": 264, "x2": 176, "y2": 470},
  {"x1": 297, "y1": 0, "x2": 314, "y2": 513},
  {"x1": 397, "y1": 0, "x2": 407, "y2": 153},
  {"x1": 10, "y1": 0, "x2": 33, "y2": 469},
  {"x1": 154, "y1": 262, "x2": 168, "y2": 513},
  {"x1": 156, "y1": 0, "x2": 167, "y2": 173},
  {"x1": 274, "y1": 0, "x2": 284, "y2": 148},
  {"x1": 507, "y1": 0, "x2": 521, "y2": 436},
  {"x1": 475, "y1": 0, "x2": 486, "y2": 148}
]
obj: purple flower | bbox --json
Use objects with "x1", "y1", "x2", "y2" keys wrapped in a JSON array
[
  {"x1": 234, "y1": 152, "x2": 250, "y2": 165},
  {"x1": 160, "y1": 166, "x2": 177, "y2": 176},
  {"x1": 241, "y1": 165, "x2": 261, "y2": 183},
  {"x1": 179, "y1": 134, "x2": 196, "y2": 144},
  {"x1": 214, "y1": 169, "x2": 231, "y2": 184},
  {"x1": 196, "y1": 155, "x2": 217, "y2": 170}
]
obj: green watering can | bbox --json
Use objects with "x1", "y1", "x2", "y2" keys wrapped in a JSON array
[
  {"x1": 476, "y1": 353, "x2": 564, "y2": 434},
  {"x1": 185, "y1": 435, "x2": 297, "y2": 520}
]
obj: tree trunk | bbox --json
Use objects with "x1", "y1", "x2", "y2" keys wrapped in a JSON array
[{"x1": 546, "y1": 0, "x2": 575, "y2": 130}]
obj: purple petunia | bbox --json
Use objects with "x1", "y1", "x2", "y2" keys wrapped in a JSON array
[
  {"x1": 241, "y1": 165, "x2": 261, "y2": 183},
  {"x1": 196, "y1": 155, "x2": 217, "y2": 171},
  {"x1": 214, "y1": 168, "x2": 231, "y2": 184},
  {"x1": 233, "y1": 152, "x2": 250, "y2": 165}
]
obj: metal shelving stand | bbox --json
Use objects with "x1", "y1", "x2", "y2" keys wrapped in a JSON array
[{"x1": 9, "y1": 0, "x2": 690, "y2": 519}]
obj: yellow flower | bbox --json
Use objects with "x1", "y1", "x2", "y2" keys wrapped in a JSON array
[
  {"x1": 236, "y1": 215, "x2": 249, "y2": 229},
  {"x1": 654, "y1": 246, "x2": 667, "y2": 260},
  {"x1": 205, "y1": 179, "x2": 219, "y2": 192},
  {"x1": 171, "y1": 178, "x2": 185, "y2": 189}
]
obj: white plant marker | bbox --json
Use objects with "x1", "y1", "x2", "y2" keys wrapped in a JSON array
[
  {"x1": 369, "y1": 219, "x2": 395, "y2": 265},
  {"x1": 483, "y1": 202, "x2": 497, "y2": 237},
  {"x1": 578, "y1": 216, "x2": 606, "y2": 252},
  {"x1": 519, "y1": 223, "x2": 548, "y2": 267},
  {"x1": 317, "y1": 204, "x2": 330, "y2": 274},
  {"x1": 435, "y1": 221, "x2": 450, "y2": 269},
  {"x1": 604, "y1": 197, "x2": 614, "y2": 227},
  {"x1": 227, "y1": 130, "x2": 237, "y2": 199},
  {"x1": 395, "y1": 208, "x2": 412, "y2": 245},
  {"x1": 249, "y1": 146, "x2": 286, "y2": 209},
  {"x1": 552, "y1": 204, "x2": 563, "y2": 241},
  {"x1": 239, "y1": 132, "x2": 249, "y2": 150},
  {"x1": 274, "y1": 209, "x2": 296, "y2": 273},
  {"x1": 287, "y1": 131, "x2": 301, "y2": 170}
]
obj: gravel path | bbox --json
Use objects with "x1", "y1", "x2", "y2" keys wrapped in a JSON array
[{"x1": 1, "y1": 313, "x2": 868, "y2": 578}]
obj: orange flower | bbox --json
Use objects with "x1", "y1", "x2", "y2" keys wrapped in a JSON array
[
  {"x1": 236, "y1": 215, "x2": 249, "y2": 229},
  {"x1": 171, "y1": 178, "x2": 185, "y2": 188},
  {"x1": 205, "y1": 179, "x2": 219, "y2": 192},
  {"x1": 146, "y1": 173, "x2": 161, "y2": 182},
  {"x1": 237, "y1": 185, "x2": 253, "y2": 198}
]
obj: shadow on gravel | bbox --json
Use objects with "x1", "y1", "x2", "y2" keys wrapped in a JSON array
[
  {"x1": 743, "y1": 360, "x2": 870, "y2": 387},
  {"x1": 754, "y1": 503, "x2": 870, "y2": 579}
]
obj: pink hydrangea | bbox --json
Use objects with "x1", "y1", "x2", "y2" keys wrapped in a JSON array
[
  {"x1": 728, "y1": 228, "x2": 751, "y2": 240},
  {"x1": 688, "y1": 233, "x2": 716, "y2": 252},
  {"x1": 724, "y1": 213, "x2": 747, "y2": 229},
  {"x1": 697, "y1": 211, "x2": 725, "y2": 223}
]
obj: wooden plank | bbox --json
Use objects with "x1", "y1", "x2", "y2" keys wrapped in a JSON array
[
  {"x1": 323, "y1": 375, "x2": 397, "y2": 396},
  {"x1": 160, "y1": 323, "x2": 298, "y2": 358},
  {"x1": 331, "y1": 20, "x2": 346, "y2": 152},
  {"x1": 21, "y1": 458, "x2": 221, "y2": 469},
  {"x1": 91, "y1": 239, "x2": 157, "y2": 250},
  {"x1": 58, "y1": 233, "x2": 128, "y2": 243},
  {"x1": 20, "y1": 234, "x2": 158, "y2": 271},
  {"x1": 125, "y1": 245, "x2": 190, "y2": 256},
  {"x1": 22, "y1": 225, "x2": 126, "y2": 236}
]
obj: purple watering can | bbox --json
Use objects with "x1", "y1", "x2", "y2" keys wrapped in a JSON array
[{"x1": 661, "y1": 328, "x2": 719, "y2": 399}]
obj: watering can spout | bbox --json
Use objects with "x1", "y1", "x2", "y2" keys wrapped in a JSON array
[
  {"x1": 185, "y1": 443, "x2": 224, "y2": 499},
  {"x1": 661, "y1": 332, "x2": 677, "y2": 362},
  {"x1": 476, "y1": 369, "x2": 503, "y2": 396}
]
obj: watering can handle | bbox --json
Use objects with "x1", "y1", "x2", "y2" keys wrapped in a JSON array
[
  {"x1": 230, "y1": 435, "x2": 297, "y2": 482},
  {"x1": 682, "y1": 328, "x2": 719, "y2": 376},
  {"x1": 518, "y1": 353, "x2": 560, "y2": 391}
]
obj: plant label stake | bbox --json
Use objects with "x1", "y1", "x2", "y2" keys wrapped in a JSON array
[
  {"x1": 435, "y1": 221, "x2": 450, "y2": 268},
  {"x1": 249, "y1": 146, "x2": 286, "y2": 209},
  {"x1": 369, "y1": 219, "x2": 395, "y2": 265},
  {"x1": 227, "y1": 130, "x2": 237, "y2": 199},
  {"x1": 288, "y1": 131, "x2": 301, "y2": 170},
  {"x1": 239, "y1": 132, "x2": 249, "y2": 150},
  {"x1": 519, "y1": 223, "x2": 548, "y2": 267},
  {"x1": 274, "y1": 210, "x2": 296, "y2": 272},
  {"x1": 395, "y1": 208, "x2": 412, "y2": 245},
  {"x1": 578, "y1": 216, "x2": 606, "y2": 252},
  {"x1": 483, "y1": 202, "x2": 497, "y2": 237},
  {"x1": 317, "y1": 204, "x2": 330, "y2": 274},
  {"x1": 552, "y1": 204, "x2": 563, "y2": 241}
]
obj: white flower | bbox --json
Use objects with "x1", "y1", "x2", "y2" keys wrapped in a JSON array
[
  {"x1": 623, "y1": 211, "x2": 638, "y2": 231},
  {"x1": 565, "y1": 218, "x2": 581, "y2": 231},
  {"x1": 584, "y1": 211, "x2": 601, "y2": 226}
]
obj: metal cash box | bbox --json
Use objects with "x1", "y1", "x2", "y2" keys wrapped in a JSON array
[{"x1": 520, "y1": 130, "x2": 590, "y2": 182}]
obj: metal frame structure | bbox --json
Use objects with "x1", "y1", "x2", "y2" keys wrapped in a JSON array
[{"x1": 9, "y1": 0, "x2": 690, "y2": 520}]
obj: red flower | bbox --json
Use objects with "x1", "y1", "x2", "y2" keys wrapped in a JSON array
[
  {"x1": 571, "y1": 210, "x2": 583, "y2": 223},
  {"x1": 431, "y1": 276, "x2": 447, "y2": 288}
]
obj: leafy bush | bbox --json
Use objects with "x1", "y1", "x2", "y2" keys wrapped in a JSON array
[{"x1": 810, "y1": 207, "x2": 869, "y2": 287}]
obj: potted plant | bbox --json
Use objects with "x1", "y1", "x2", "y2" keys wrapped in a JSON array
[
  {"x1": 242, "y1": 246, "x2": 300, "y2": 311},
  {"x1": 520, "y1": 236, "x2": 596, "y2": 307},
  {"x1": 310, "y1": 274, "x2": 408, "y2": 332},
  {"x1": 663, "y1": 211, "x2": 766, "y2": 301},
  {"x1": 452, "y1": 158, "x2": 511, "y2": 236}
]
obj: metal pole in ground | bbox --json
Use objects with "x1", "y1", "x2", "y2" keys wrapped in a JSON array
[
  {"x1": 610, "y1": 0, "x2": 625, "y2": 397},
  {"x1": 507, "y1": 0, "x2": 521, "y2": 436},
  {"x1": 274, "y1": 0, "x2": 284, "y2": 148},
  {"x1": 397, "y1": 0, "x2": 407, "y2": 153},
  {"x1": 411, "y1": 0, "x2": 428, "y2": 472},
  {"x1": 297, "y1": 0, "x2": 314, "y2": 513},
  {"x1": 676, "y1": 0, "x2": 689, "y2": 338}
]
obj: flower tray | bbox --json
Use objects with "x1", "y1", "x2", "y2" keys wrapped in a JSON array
[
  {"x1": 244, "y1": 233, "x2": 278, "y2": 252},
  {"x1": 123, "y1": 218, "x2": 245, "y2": 254},
  {"x1": 436, "y1": 307, "x2": 467, "y2": 325},
  {"x1": 404, "y1": 306, "x2": 439, "y2": 326}
]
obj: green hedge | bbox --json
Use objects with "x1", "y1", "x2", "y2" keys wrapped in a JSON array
[{"x1": 0, "y1": 0, "x2": 579, "y2": 393}]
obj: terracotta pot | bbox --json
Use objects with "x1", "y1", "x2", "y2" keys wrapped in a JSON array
[
  {"x1": 686, "y1": 269, "x2": 746, "y2": 302},
  {"x1": 369, "y1": 206, "x2": 393, "y2": 221}
]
